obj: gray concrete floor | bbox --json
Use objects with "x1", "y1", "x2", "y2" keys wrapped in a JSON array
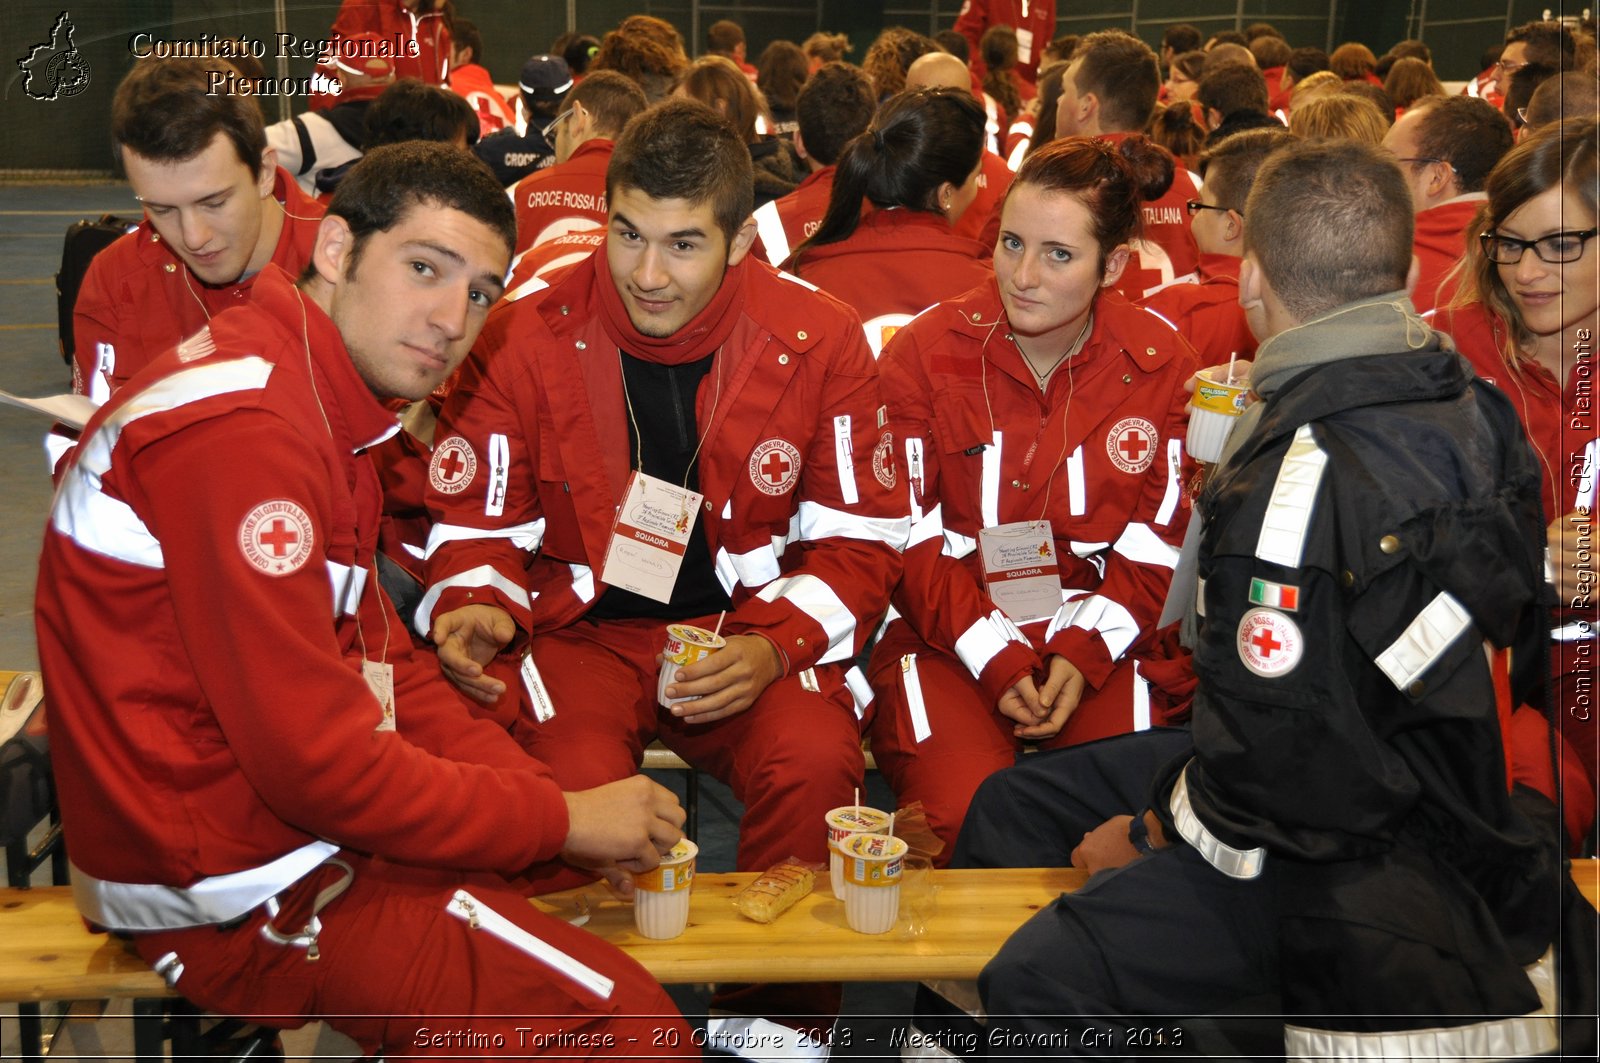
[{"x1": 0, "y1": 181, "x2": 916, "y2": 1058}]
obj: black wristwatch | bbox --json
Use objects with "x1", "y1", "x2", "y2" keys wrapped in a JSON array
[{"x1": 1127, "y1": 808, "x2": 1156, "y2": 854}]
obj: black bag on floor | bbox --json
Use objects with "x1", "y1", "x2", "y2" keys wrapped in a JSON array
[{"x1": 55, "y1": 214, "x2": 139, "y2": 365}]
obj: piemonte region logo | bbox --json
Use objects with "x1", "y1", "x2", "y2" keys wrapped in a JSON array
[{"x1": 17, "y1": 12, "x2": 91, "y2": 101}]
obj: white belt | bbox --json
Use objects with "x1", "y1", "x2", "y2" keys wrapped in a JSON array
[{"x1": 71, "y1": 839, "x2": 340, "y2": 932}]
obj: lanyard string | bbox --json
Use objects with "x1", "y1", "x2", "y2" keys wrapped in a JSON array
[
  {"x1": 617, "y1": 346, "x2": 725, "y2": 491},
  {"x1": 297, "y1": 289, "x2": 390, "y2": 670}
]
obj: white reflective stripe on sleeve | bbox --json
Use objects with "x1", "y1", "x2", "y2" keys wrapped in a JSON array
[
  {"x1": 954, "y1": 610, "x2": 1016, "y2": 682},
  {"x1": 905, "y1": 436, "x2": 926, "y2": 521},
  {"x1": 1553, "y1": 620, "x2": 1597, "y2": 642},
  {"x1": 752, "y1": 200, "x2": 790, "y2": 265},
  {"x1": 907, "y1": 502, "x2": 945, "y2": 550},
  {"x1": 1006, "y1": 134, "x2": 1029, "y2": 171},
  {"x1": 756, "y1": 573, "x2": 856, "y2": 663},
  {"x1": 1283, "y1": 1002, "x2": 1556, "y2": 1063},
  {"x1": 53, "y1": 357, "x2": 277, "y2": 569},
  {"x1": 53, "y1": 481, "x2": 164, "y2": 568},
  {"x1": 799, "y1": 667, "x2": 820, "y2": 693},
  {"x1": 1069, "y1": 540, "x2": 1110, "y2": 557},
  {"x1": 902, "y1": 654, "x2": 932, "y2": 744},
  {"x1": 1576, "y1": 437, "x2": 1598, "y2": 511},
  {"x1": 326, "y1": 560, "x2": 368, "y2": 617},
  {"x1": 845, "y1": 664, "x2": 873, "y2": 720},
  {"x1": 1112, "y1": 523, "x2": 1180, "y2": 569},
  {"x1": 715, "y1": 541, "x2": 782, "y2": 594},
  {"x1": 1170, "y1": 766, "x2": 1265, "y2": 879},
  {"x1": 423, "y1": 518, "x2": 545, "y2": 559},
  {"x1": 568, "y1": 563, "x2": 595, "y2": 603},
  {"x1": 70, "y1": 841, "x2": 340, "y2": 932},
  {"x1": 1374, "y1": 592, "x2": 1471, "y2": 692},
  {"x1": 798, "y1": 499, "x2": 909, "y2": 547},
  {"x1": 943, "y1": 527, "x2": 978, "y2": 560},
  {"x1": 414, "y1": 564, "x2": 532, "y2": 637},
  {"x1": 1255, "y1": 424, "x2": 1328, "y2": 568},
  {"x1": 1196, "y1": 575, "x2": 1207, "y2": 618},
  {"x1": 1132, "y1": 660, "x2": 1151, "y2": 732},
  {"x1": 1155, "y1": 437, "x2": 1183, "y2": 526},
  {"x1": 1046, "y1": 594, "x2": 1140, "y2": 659},
  {"x1": 832, "y1": 414, "x2": 859, "y2": 505},
  {"x1": 485, "y1": 433, "x2": 510, "y2": 517},
  {"x1": 447, "y1": 889, "x2": 614, "y2": 1000},
  {"x1": 981, "y1": 431, "x2": 1003, "y2": 527},
  {"x1": 704, "y1": 1015, "x2": 830, "y2": 1061},
  {"x1": 1066, "y1": 445, "x2": 1086, "y2": 516},
  {"x1": 43, "y1": 428, "x2": 74, "y2": 472},
  {"x1": 503, "y1": 274, "x2": 551, "y2": 304}
]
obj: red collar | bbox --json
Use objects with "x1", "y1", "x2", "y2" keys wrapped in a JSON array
[{"x1": 589, "y1": 241, "x2": 748, "y2": 365}]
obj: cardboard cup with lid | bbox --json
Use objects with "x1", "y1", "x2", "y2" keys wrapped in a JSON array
[{"x1": 631, "y1": 838, "x2": 697, "y2": 939}]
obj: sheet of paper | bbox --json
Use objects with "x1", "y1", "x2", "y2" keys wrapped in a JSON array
[
  {"x1": 0, "y1": 389, "x2": 97, "y2": 429},
  {"x1": 980, "y1": 521, "x2": 1062, "y2": 623}
]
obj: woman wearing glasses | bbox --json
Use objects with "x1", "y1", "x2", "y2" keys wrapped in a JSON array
[
  {"x1": 864, "y1": 136, "x2": 1198, "y2": 857},
  {"x1": 1438, "y1": 117, "x2": 1598, "y2": 847}
]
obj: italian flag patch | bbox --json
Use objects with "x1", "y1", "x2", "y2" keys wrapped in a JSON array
[{"x1": 1248, "y1": 578, "x2": 1299, "y2": 611}]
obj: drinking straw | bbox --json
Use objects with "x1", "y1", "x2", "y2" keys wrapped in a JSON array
[
  {"x1": 1225, "y1": 351, "x2": 1237, "y2": 386},
  {"x1": 712, "y1": 610, "x2": 726, "y2": 638}
]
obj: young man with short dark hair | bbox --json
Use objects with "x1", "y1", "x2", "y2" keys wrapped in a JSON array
[
  {"x1": 507, "y1": 70, "x2": 648, "y2": 270},
  {"x1": 37, "y1": 141, "x2": 694, "y2": 1058},
  {"x1": 70, "y1": 58, "x2": 324, "y2": 409},
  {"x1": 1381, "y1": 94, "x2": 1515, "y2": 312},
  {"x1": 752, "y1": 62, "x2": 877, "y2": 265},
  {"x1": 1054, "y1": 30, "x2": 1202, "y2": 297},
  {"x1": 423, "y1": 99, "x2": 907, "y2": 1056}
]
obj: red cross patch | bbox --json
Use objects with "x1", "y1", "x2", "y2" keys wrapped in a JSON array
[
  {"x1": 238, "y1": 499, "x2": 315, "y2": 576},
  {"x1": 748, "y1": 438, "x2": 802, "y2": 495},
  {"x1": 872, "y1": 430, "x2": 897, "y2": 490},
  {"x1": 429, "y1": 436, "x2": 477, "y2": 495},
  {"x1": 1106, "y1": 417, "x2": 1158, "y2": 475},
  {"x1": 1236, "y1": 608, "x2": 1303, "y2": 677}
]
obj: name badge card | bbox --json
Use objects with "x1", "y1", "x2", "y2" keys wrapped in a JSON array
[
  {"x1": 600, "y1": 471, "x2": 703, "y2": 604},
  {"x1": 979, "y1": 521, "x2": 1061, "y2": 623},
  {"x1": 362, "y1": 660, "x2": 396, "y2": 732}
]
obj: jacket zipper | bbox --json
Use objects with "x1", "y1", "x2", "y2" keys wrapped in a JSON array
[{"x1": 446, "y1": 889, "x2": 615, "y2": 999}]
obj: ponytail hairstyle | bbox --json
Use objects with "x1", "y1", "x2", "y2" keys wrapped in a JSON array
[
  {"x1": 788, "y1": 87, "x2": 985, "y2": 268},
  {"x1": 980, "y1": 25, "x2": 1024, "y2": 126},
  {"x1": 1007, "y1": 134, "x2": 1175, "y2": 267}
]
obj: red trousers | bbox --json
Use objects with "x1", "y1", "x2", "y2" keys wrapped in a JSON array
[
  {"x1": 131, "y1": 855, "x2": 692, "y2": 1058},
  {"x1": 867, "y1": 623, "x2": 1149, "y2": 865},
  {"x1": 516, "y1": 616, "x2": 866, "y2": 886}
]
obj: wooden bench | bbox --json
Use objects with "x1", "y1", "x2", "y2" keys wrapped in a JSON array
[{"x1": 5, "y1": 861, "x2": 1596, "y2": 999}]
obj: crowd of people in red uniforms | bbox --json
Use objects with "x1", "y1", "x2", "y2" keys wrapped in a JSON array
[{"x1": 25, "y1": 4, "x2": 1600, "y2": 1059}]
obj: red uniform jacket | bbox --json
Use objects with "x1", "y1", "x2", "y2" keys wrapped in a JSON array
[
  {"x1": 955, "y1": 0, "x2": 1057, "y2": 86},
  {"x1": 36, "y1": 267, "x2": 566, "y2": 919},
  {"x1": 752, "y1": 165, "x2": 835, "y2": 266},
  {"x1": 878, "y1": 281, "x2": 1196, "y2": 702},
  {"x1": 1101, "y1": 133, "x2": 1201, "y2": 300},
  {"x1": 508, "y1": 138, "x2": 614, "y2": 260},
  {"x1": 1410, "y1": 196, "x2": 1484, "y2": 316},
  {"x1": 1141, "y1": 253, "x2": 1255, "y2": 362},
  {"x1": 421, "y1": 250, "x2": 909, "y2": 676},
  {"x1": 449, "y1": 62, "x2": 515, "y2": 136},
  {"x1": 1437, "y1": 302, "x2": 1595, "y2": 525},
  {"x1": 951, "y1": 149, "x2": 1013, "y2": 249},
  {"x1": 312, "y1": 0, "x2": 451, "y2": 109},
  {"x1": 71, "y1": 169, "x2": 324, "y2": 402},
  {"x1": 793, "y1": 208, "x2": 993, "y2": 355}
]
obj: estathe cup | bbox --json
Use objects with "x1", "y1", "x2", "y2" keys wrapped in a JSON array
[
  {"x1": 826, "y1": 805, "x2": 891, "y2": 898},
  {"x1": 657, "y1": 624, "x2": 727, "y2": 709},
  {"x1": 1186, "y1": 366, "x2": 1250, "y2": 463},
  {"x1": 632, "y1": 838, "x2": 697, "y2": 939},
  {"x1": 839, "y1": 832, "x2": 907, "y2": 934}
]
